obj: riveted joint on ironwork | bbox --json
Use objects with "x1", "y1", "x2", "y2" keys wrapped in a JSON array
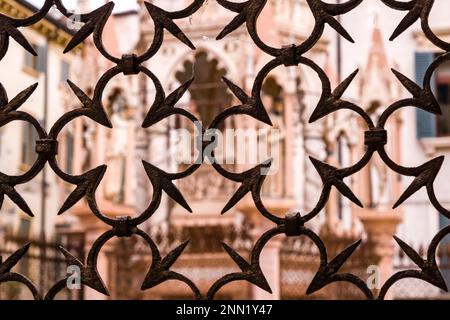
[
  {"x1": 120, "y1": 54, "x2": 140, "y2": 75},
  {"x1": 115, "y1": 216, "x2": 134, "y2": 237},
  {"x1": 280, "y1": 44, "x2": 298, "y2": 67},
  {"x1": 284, "y1": 212, "x2": 303, "y2": 237},
  {"x1": 364, "y1": 129, "x2": 387, "y2": 147},
  {"x1": 35, "y1": 139, "x2": 58, "y2": 155}
]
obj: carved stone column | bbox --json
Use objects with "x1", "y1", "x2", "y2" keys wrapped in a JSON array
[{"x1": 357, "y1": 210, "x2": 403, "y2": 299}]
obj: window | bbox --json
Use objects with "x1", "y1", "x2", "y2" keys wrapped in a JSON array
[
  {"x1": 61, "y1": 60, "x2": 70, "y2": 82},
  {"x1": 23, "y1": 44, "x2": 47, "y2": 75},
  {"x1": 416, "y1": 52, "x2": 436, "y2": 138},
  {"x1": 438, "y1": 84, "x2": 449, "y2": 104},
  {"x1": 436, "y1": 60, "x2": 450, "y2": 137},
  {"x1": 24, "y1": 45, "x2": 38, "y2": 72},
  {"x1": 21, "y1": 122, "x2": 38, "y2": 167},
  {"x1": 175, "y1": 52, "x2": 231, "y2": 127},
  {"x1": 18, "y1": 217, "x2": 31, "y2": 238},
  {"x1": 415, "y1": 52, "x2": 450, "y2": 138}
]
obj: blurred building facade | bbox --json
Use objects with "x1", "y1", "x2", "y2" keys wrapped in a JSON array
[
  {"x1": 0, "y1": 0, "x2": 78, "y2": 247},
  {"x1": 1, "y1": 0, "x2": 450, "y2": 300}
]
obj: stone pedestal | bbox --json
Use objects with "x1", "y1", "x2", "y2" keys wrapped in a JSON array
[
  {"x1": 239, "y1": 195, "x2": 297, "y2": 300},
  {"x1": 357, "y1": 209, "x2": 403, "y2": 299}
]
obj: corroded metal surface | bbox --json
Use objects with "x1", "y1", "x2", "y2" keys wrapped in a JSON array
[{"x1": 0, "y1": 0, "x2": 449, "y2": 300}]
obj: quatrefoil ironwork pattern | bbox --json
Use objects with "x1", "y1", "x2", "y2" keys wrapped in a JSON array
[{"x1": 0, "y1": 0, "x2": 449, "y2": 300}]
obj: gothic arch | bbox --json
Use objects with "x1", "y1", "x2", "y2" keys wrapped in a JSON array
[
  {"x1": 174, "y1": 51, "x2": 233, "y2": 127},
  {"x1": 164, "y1": 44, "x2": 239, "y2": 85}
]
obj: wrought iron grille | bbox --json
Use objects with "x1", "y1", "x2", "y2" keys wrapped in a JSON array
[
  {"x1": 0, "y1": 0, "x2": 449, "y2": 300},
  {"x1": 0, "y1": 231, "x2": 85, "y2": 300}
]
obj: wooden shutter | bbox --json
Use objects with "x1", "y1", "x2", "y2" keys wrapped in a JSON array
[{"x1": 415, "y1": 52, "x2": 437, "y2": 138}]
